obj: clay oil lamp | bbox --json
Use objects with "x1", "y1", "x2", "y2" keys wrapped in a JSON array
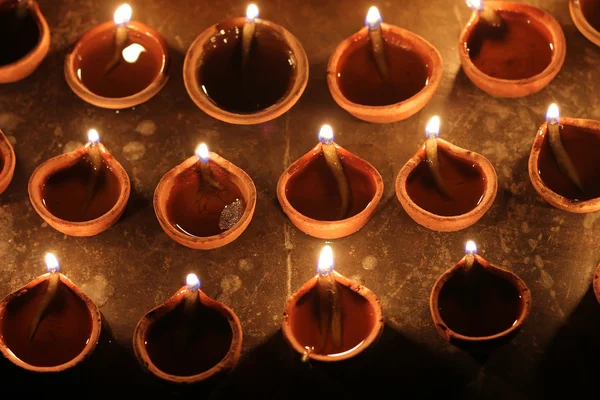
[
  {"x1": 396, "y1": 116, "x2": 497, "y2": 232},
  {"x1": 570, "y1": 0, "x2": 600, "y2": 47},
  {"x1": 277, "y1": 125, "x2": 384, "y2": 239},
  {"x1": 327, "y1": 6, "x2": 443, "y2": 123},
  {"x1": 282, "y1": 245, "x2": 383, "y2": 362},
  {"x1": 0, "y1": 253, "x2": 102, "y2": 372},
  {"x1": 430, "y1": 241, "x2": 531, "y2": 342},
  {"x1": 183, "y1": 4, "x2": 309, "y2": 125},
  {"x1": 28, "y1": 129, "x2": 131, "y2": 236},
  {"x1": 458, "y1": 0, "x2": 566, "y2": 97},
  {"x1": 0, "y1": 128, "x2": 16, "y2": 194},
  {"x1": 0, "y1": 0, "x2": 50, "y2": 83},
  {"x1": 64, "y1": 3, "x2": 169, "y2": 109},
  {"x1": 133, "y1": 273, "x2": 243, "y2": 383},
  {"x1": 528, "y1": 104, "x2": 600, "y2": 213},
  {"x1": 154, "y1": 143, "x2": 256, "y2": 250}
]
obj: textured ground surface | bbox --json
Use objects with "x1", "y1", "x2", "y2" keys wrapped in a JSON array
[{"x1": 1, "y1": 0, "x2": 599, "y2": 398}]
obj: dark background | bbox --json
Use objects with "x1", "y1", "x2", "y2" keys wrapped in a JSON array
[{"x1": 1, "y1": 0, "x2": 599, "y2": 398}]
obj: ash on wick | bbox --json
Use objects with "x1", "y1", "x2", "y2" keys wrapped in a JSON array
[
  {"x1": 319, "y1": 125, "x2": 351, "y2": 219},
  {"x1": 546, "y1": 104, "x2": 586, "y2": 194},
  {"x1": 316, "y1": 246, "x2": 342, "y2": 352},
  {"x1": 196, "y1": 143, "x2": 221, "y2": 189},
  {"x1": 463, "y1": 240, "x2": 477, "y2": 271},
  {"x1": 242, "y1": 4, "x2": 259, "y2": 67},
  {"x1": 28, "y1": 253, "x2": 61, "y2": 341},
  {"x1": 366, "y1": 6, "x2": 390, "y2": 82},
  {"x1": 106, "y1": 4, "x2": 132, "y2": 74},
  {"x1": 467, "y1": 0, "x2": 503, "y2": 28},
  {"x1": 424, "y1": 116, "x2": 451, "y2": 199}
]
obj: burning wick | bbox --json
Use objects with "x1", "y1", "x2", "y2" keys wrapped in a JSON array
[
  {"x1": 242, "y1": 4, "x2": 259, "y2": 67},
  {"x1": 365, "y1": 6, "x2": 390, "y2": 82},
  {"x1": 195, "y1": 143, "x2": 220, "y2": 189},
  {"x1": 28, "y1": 253, "x2": 61, "y2": 341},
  {"x1": 464, "y1": 240, "x2": 477, "y2": 270},
  {"x1": 424, "y1": 116, "x2": 451, "y2": 199},
  {"x1": 319, "y1": 125, "x2": 350, "y2": 219},
  {"x1": 466, "y1": 0, "x2": 503, "y2": 28},
  {"x1": 78, "y1": 129, "x2": 104, "y2": 218},
  {"x1": 105, "y1": 3, "x2": 132, "y2": 75},
  {"x1": 87, "y1": 129, "x2": 102, "y2": 171},
  {"x1": 316, "y1": 245, "x2": 342, "y2": 352},
  {"x1": 546, "y1": 104, "x2": 585, "y2": 195},
  {"x1": 183, "y1": 273, "x2": 200, "y2": 314}
]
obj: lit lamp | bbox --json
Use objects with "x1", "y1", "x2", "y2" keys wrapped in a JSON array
[
  {"x1": 28, "y1": 129, "x2": 130, "y2": 236},
  {"x1": 277, "y1": 124, "x2": 384, "y2": 239},
  {"x1": 64, "y1": 3, "x2": 170, "y2": 108},
  {"x1": 133, "y1": 273, "x2": 243, "y2": 383},
  {"x1": 154, "y1": 142, "x2": 257, "y2": 249},
  {"x1": 0, "y1": 253, "x2": 101, "y2": 372},
  {"x1": 395, "y1": 116, "x2": 498, "y2": 231},
  {"x1": 430, "y1": 241, "x2": 531, "y2": 342},
  {"x1": 282, "y1": 245, "x2": 383, "y2": 362}
]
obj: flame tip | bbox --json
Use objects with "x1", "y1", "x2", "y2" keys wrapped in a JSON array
[
  {"x1": 186, "y1": 273, "x2": 200, "y2": 290},
  {"x1": 365, "y1": 6, "x2": 382, "y2": 28},
  {"x1": 317, "y1": 245, "x2": 334, "y2": 276},
  {"x1": 466, "y1": 0, "x2": 484, "y2": 12},
  {"x1": 114, "y1": 3, "x2": 132, "y2": 25},
  {"x1": 246, "y1": 3, "x2": 259, "y2": 20},
  {"x1": 318, "y1": 124, "x2": 334, "y2": 143},
  {"x1": 546, "y1": 103, "x2": 560, "y2": 123},
  {"x1": 87, "y1": 129, "x2": 100, "y2": 144},
  {"x1": 45, "y1": 252, "x2": 60, "y2": 273},
  {"x1": 425, "y1": 116, "x2": 441, "y2": 138},
  {"x1": 195, "y1": 143, "x2": 210, "y2": 162},
  {"x1": 465, "y1": 240, "x2": 478, "y2": 255}
]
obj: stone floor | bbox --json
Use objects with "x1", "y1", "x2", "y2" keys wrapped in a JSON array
[{"x1": 1, "y1": 0, "x2": 600, "y2": 398}]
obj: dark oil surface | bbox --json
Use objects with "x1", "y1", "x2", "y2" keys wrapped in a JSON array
[
  {"x1": 286, "y1": 151, "x2": 377, "y2": 221},
  {"x1": 72, "y1": 28, "x2": 162, "y2": 98},
  {"x1": 338, "y1": 34, "x2": 429, "y2": 106},
  {"x1": 406, "y1": 146, "x2": 486, "y2": 216},
  {"x1": 438, "y1": 261, "x2": 523, "y2": 337},
  {"x1": 0, "y1": 279, "x2": 92, "y2": 367},
  {"x1": 145, "y1": 297, "x2": 233, "y2": 376},
  {"x1": 537, "y1": 123, "x2": 600, "y2": 201},
  {"x1": 466, "y1": 10, "x2": 553, "y2": 80},
  {"x1": 198, "y1": 23, "x2": 296, "y2": 113},
  {"x1": 166, "y1": 162, "x2": 245, "y2": 237},
  {"x1": 41, "y1": 155, "x2": 121, "y2": 222},
  {"x1": 288, "y1": 282, "x2": 374, "y2": 356}
]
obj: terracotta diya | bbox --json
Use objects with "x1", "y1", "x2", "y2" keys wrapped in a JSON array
[
  {"x1": 28, "y1": 129, "x2": 131, "y2": 236},
  {"x1": 277, "y1": 125, "x2": 384, "y2": 239},
  {"x1": 396, "y1": 116, "x2": 497, "y2": 232},
  {"x1": 430, "y1": 241, "x2": 531, "y2": 342},
  {"x1": 459, "y1": 0, "x2": 566, "y2": 97},
  {"x1": 183, "y1": 4, "x2": 309, "y2": 125},
  {"x1": 528, "y1": 104, "x2": 600, "y2": 213},
  {"x1": 0, "y1": 128, "x2": 16, "y2": 195},
  {"x1": 570, "y1": 0, "x2": 600, "y2": 47},
  {"x1": 64, "y1": 3, "x2": 169, "y2": 109},
  {"x1": 133, "y1": 273, "x2": 243, "y2": 383},
  {"x1": 0, "y1": 253, "x2": 101, "y2": 372},
  {"x1": 282, "y1": 245, "x2": 383, "y2": 362},
  {"x1": 154, "y1": 143, "x2": 256, "y2": 250},
  {"x1": 0, "y1": 0, "x2": 50, "y2": 83},
  {"x1": 327, "y1": 6, "x2": 443, "y2": 123}
]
